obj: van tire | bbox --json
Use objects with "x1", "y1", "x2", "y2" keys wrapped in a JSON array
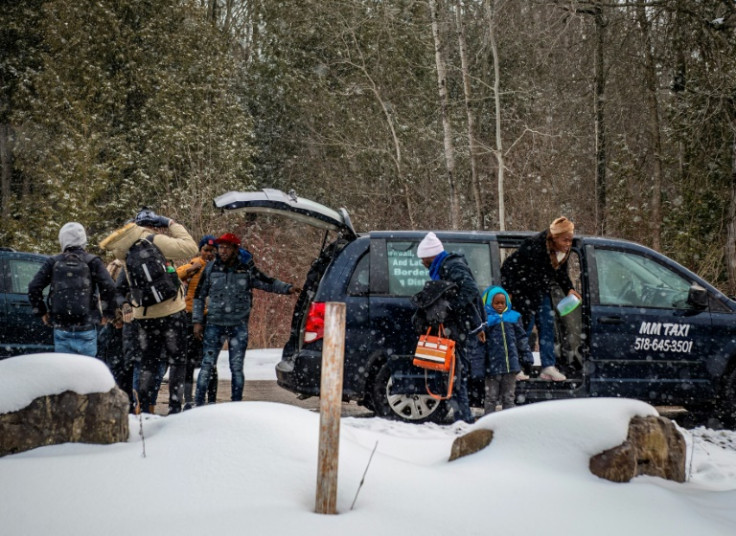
[{"x1": 371, "y1": 362, "x2": 448, "y2": 424}]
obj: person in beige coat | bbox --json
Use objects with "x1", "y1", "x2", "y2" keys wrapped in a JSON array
[{"x1": 100, "y1": 209, "x2": 198, "y2": 414}]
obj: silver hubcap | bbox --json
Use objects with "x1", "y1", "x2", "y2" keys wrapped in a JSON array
[{"x1": 385, "y1": 376, "x2": 440, "y2": 420}]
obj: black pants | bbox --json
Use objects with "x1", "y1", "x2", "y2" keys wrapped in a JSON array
[
  {"x1": 484, "y1": 373, "x2": 517, "y2": 413},
  {"x1": 184, "y1": 313, "x2": 217, "y2": 405},
  {"x1": 137, "y1": 310, "x2": 187, "y2": 413},
  {"x1": 449, "y1": 341, "x2": 473, "y2": 423},
  {"x1": 98, "y1": 323, "x2": 134, "y2": 405}
]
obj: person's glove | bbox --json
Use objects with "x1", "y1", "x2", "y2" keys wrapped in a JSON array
[{"x1": 135, "y1": 208, "x2": 171, "y2": 228}]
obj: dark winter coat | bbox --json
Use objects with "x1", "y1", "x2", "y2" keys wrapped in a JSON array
[
  {"x1": 483, "y1": 288, "x2": 534, "y2": 375},
  {"x1": 431, "y1": 253, "x2": 485, "y2": 344},
  {"x1": 411, "y1": 279, "x2": 457, "y2": 334},
  {"x1": 500, "y1": 230, "x2": 574, "y2": 324},
  {"x1": 28, "y1": 246, "x2": 116, "y2": 329},
  {"x1": 192, "y1": 255, "x2": 292, "y2": 326}
]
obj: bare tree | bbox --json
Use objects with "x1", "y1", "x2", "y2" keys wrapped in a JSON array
[
  {"x1": 484, "y1": 0, "x2": 506, "y2": 231},
  {"x1": 592, "y1": 5, "x2": 608, "y2": 236},
  {"x1": 455, "y1": 1, "x2": 483, "y2": 228},
  {"x1": 337, "y1": 18, "x2": 416, "y2": 229},
  {"x1": 429, "y1": 0, "x2": 460, "y2": 229},
  {"x1": 728, "y1": 123, "x2": 736, "y2": 294},
  {"x1": 636, "y1": 1, "x2": 663, "y2": 250}
]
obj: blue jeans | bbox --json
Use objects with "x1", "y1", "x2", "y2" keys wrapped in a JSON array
[
  {"x1": 54, "y1": 328, "x2": 97, "y2": 357},
  {"x1": 196, "y1": 323, "x2": 249, "y2": 405},
  {"x1": 527, "y1": 295, "x2": 556, "y2": 368}
]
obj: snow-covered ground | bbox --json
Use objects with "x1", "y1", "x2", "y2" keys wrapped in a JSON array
[{"x1": 1, "y1": 351, "x2": 735, "y2": 536}]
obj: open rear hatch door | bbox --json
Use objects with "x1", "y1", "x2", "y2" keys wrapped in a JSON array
[
  {"x1": 214, "y1": 188, "x2": 356, "y2": 239},
  {"x1": 214, "y1": 189, "x2": 356, "y2": 367}
]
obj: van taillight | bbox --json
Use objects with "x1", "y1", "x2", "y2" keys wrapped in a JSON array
[{"x1": 303, "y1": 302, "x2": 326, "y2": 343}]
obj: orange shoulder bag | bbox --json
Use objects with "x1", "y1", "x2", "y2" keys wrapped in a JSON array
[{"x1": 412, "y1": 324, "x2": 456, "y2": 400}]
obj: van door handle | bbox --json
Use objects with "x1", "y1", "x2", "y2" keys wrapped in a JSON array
[{"x1": 598, "y1": 316, "x2": 623, "y2": 324}]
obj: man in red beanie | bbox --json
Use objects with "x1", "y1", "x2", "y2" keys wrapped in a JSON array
[{"x1": 192, "y1": 232, "x2": 300, "y2": 405}]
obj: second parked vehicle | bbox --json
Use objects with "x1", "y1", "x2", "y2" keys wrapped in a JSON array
[{"x1": 0, "y1": 248, "x2": 54, "y2": 358}]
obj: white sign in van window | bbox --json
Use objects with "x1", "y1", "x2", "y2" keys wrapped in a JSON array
[
  {"x1": 386, "y1": 241, "x2": 492, "y2": 297},
  {"x1": 387, "y1": 242, "x2": 428, "y2": 296}
]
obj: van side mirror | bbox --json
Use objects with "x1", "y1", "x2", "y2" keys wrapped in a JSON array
[{"x1": 686, "y1": 284, "x2": 708, "y2": 309}]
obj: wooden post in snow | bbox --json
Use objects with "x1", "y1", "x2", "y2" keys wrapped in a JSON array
[{"x1": 315, "y1": 302, "x2": 346, "y2": 515}]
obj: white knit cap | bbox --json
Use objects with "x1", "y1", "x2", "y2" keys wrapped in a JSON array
[
  {"x1": 416, "y1": 232, "x2": 444, "y2": 258},
  {"x1": 59, "y1": 222, "x2": 87, "y2": 251}
]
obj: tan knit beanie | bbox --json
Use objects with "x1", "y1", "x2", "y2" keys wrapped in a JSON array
[{"x1": 549, "y1": 217, "x2": 574, "y2": 236}]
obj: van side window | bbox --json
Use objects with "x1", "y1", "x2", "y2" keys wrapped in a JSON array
[
  {"x1": 595, "y1": 249, "x2": 691, "y2": 309},
  {"x1": 347, "y1": 253, "x2": 369, "y2": 295},
  {"x1": 446, "y1": 242, "x2": 492, "y2": 291}
]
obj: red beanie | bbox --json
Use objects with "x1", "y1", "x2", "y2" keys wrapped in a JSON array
[{"x1": 215, "y1": 233, "x2": 241, "y2": 247}]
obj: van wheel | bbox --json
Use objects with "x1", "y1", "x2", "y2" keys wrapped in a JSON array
[{"x1": 371, "y1": 362, "x2": 448, "y2": 424}]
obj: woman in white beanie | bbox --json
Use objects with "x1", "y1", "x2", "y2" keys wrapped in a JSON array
[{"x1": 416, "y1": 232, "x2": 486, "y2": 423}]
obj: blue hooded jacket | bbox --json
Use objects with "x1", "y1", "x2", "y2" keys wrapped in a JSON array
[{"x1": 482, "y1": 286, "x2": 534, "y2": 375}]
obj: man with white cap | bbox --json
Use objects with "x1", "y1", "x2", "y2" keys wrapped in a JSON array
[
  {"x1": 416, "y1": 232, "x2": 486, "y2": 423},
  {"x1": 28, "y1": 222, "x2": 117, "y2": 357}
]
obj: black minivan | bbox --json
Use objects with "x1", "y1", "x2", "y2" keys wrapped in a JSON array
[{"x1": 215, "y1": 189, "x2": 736, "y2": 426}]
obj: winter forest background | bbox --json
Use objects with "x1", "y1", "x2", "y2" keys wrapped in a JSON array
[{"x1": 2, "y1": 0, "x2": 736, "y2": 347}]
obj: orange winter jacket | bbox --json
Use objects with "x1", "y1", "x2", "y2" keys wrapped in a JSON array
[{"x1": 176, "y1": 255, "x2": 210, "y2": 314}]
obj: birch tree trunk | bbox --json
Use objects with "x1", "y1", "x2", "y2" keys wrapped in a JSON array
[
  {"x1": 485, "y1": 0, "x2": 505, "y2": 231},
  {"x1": 636, "y1": 1, "x2": 662, "y2": 251},
  {"x1": 455, "y1": 1, "x2": 483, "y2": 229},
  {"x1": 429, "y1": 0, "x2": 460, "y2": 229}
]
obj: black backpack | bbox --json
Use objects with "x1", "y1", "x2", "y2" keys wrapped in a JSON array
[
  {"x1": 125, "y1": 234, "x2": 180, "y2": 308},
  {"x1": 48, "y1": 251, "x2": 95, "y2": 323},
  {"x1": 410, "y1": 280, "x2": 458, "y2": 333}
]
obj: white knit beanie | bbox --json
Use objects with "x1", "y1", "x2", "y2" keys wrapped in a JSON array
[
  {"x1": 59, "y1": 222, "x2": 88, "y2": 251},
  {"x1": 416, "y1": 232, "x2": 444, "y2": 258}
]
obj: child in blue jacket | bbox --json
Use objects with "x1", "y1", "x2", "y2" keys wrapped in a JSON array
[{"x1": 482, "y1": 285, "x2": 534, "y2": 414}]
